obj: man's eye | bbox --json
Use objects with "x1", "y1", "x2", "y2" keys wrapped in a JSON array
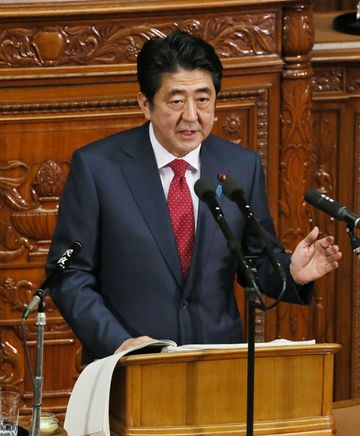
[
  {"x1": 198, "y1": 97, "x2": 210, "y2": 105},
  {"x1": 169, "y1": 100, "x2": 184, "y2": 108}
]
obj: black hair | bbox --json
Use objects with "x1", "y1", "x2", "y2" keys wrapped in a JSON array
[{"x1": 137, "y1": 30, "x2": 223, "y2": 105}]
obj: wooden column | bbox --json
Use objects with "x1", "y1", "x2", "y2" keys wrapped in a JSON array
[{"x1": 277, "y1": 2, "x2": 315, "y2": 340}]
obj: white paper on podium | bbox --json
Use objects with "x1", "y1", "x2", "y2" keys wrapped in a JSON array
[
  {"x1": 63, "y1": 339, "x2": 175, "y2": 436},
  {"x1": 64, "y1": 338, "x2": 316, "y2": 435},
  {"x1": 162, "y1": 338, "x2": 316, "y2": 352},
  {"x1": 64, "y1": 352, "x2": 124, "y2": 436}
]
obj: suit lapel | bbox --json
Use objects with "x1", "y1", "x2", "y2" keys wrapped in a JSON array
[{"x1": 119, "y1": 126, "x2": 184, "y2": 286}]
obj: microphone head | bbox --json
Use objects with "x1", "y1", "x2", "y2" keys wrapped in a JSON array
[
  {"x1": 56, "y1": 240, "x2": 83, "y2": 269},
  {"x1": 305, "y1": 188, "x2": 360, "y2": 228},
  {"x1": 222, "y1": 177, "x2": 245, "y2": 200},
  {"x1": 304, "y1": 189, "x2": 346, "y2": 221},
  {"x1": 304, "y1": 189, "x2": 322, "y2": 205},
  {"x1": 194, "y1": 178, "x2": 217, "y2": 201},
  {"x1": 304, "y1": 189, "x2": 340, "y2": 214},
  {"x1": 72, "y1": 240, "x2": 83, "y2": 252}
]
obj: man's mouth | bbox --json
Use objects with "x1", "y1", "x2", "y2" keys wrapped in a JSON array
[{"x1": 180, "y1": 130, "x2": 196, "y2": 135}]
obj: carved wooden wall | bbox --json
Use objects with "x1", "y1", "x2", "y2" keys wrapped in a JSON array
[
  {"x1": 311, "y1": 11, "x2": 360, "y2": 401},
  {"x1": 1, "y1": 0, "x2": 356, "y2": 421}
]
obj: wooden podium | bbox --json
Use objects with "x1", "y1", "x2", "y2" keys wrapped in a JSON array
[{"x1": 109, "y1": 344, "x2": 340, "y2": 436}]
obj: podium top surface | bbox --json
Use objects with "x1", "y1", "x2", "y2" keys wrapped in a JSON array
[{"x1": 118, "y1": 343, "x2": 341, "y2": 366}]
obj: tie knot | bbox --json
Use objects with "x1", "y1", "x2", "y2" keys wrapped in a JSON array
[{"x1": 169, "y1": 159, "x2": 189, "y2": 177}]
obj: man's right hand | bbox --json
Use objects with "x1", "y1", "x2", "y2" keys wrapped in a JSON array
[{"x1": 114, "y1": 336, "x2": 153, "y2": 354}]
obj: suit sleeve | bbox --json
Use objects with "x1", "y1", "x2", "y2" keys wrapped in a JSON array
[
  {"x1": 240, "y1": 153, "x2": 313, "y2": 305},
  {"x1": 47, "y1": 150, "x2": 131, "y2": 361}
]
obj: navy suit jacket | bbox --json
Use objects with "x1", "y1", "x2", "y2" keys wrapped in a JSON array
[{"x1": 47, "y1": 122, "x2": 312, "y2": 362}]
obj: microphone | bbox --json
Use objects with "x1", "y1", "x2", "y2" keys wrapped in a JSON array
[
  {"x1": 23, "y1": 241, "x2": 83, "y2": 320},
  {"x1": 221, "y1": 176, "x2": 286, "y2": 281},
  {"x1": 194, "y1": 178, "x2": 260, "y2": 291},
  {"x1": 304, "y1": 189, "x2": 360, "y2": 229},
  {"x1": 195, "y1": 178, "x2": 224, "y2": 223}
]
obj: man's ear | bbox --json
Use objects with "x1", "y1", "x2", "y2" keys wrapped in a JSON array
[{"x1": 138, "y1": 92, "x2": 151, "y2": 120}]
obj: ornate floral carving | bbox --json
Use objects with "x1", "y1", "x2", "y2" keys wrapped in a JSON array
[
  {"x1": 0, "y1": 14, "x2": 277, "y2": 69},
  {"x1": 347, "y1": 71, "x2": 360, "y2": 93},
  {"x1": 282, "y1": 6, "x2": 314, "y2": 80},
  {"x1": 23, "y1": 320, "x2": 71, "y2": 338},
  {"x1": 309, "y1": 113, "x2": 338, "y2": 345},
  {"x1": 0, "y1": 161, "x2": 36, "y2": 260},
  {"x1": 11, "y1": 160, "x2": 65, "y2": 259},
  {"x1": 279, "y1": 80, "x2": 312, "y2": 250},
  {"x1": 0, "y1": 220, "x2": 30, "y2": 261},
  {"x1": 0, "y1": 328, "x2": 23, "y2": 387},
  {"x1": 32, "y1": 28, "x2": 67, "y2": 63},
  {"x1": 204, "y1": 14, "x2": 276, "y2": 57},
  {"x1": 282, "y1": 6, "x2": 314, "y2": 56},
  {"x1": 222, "y1": 114, "x2": 242, "y2": 137},
  {"x1": 311, "y1": 113, "x2": 337, "y2": 196},
  {"x1": 255, "y1": 90, "x2": 269, "y2": 168},
  {"x1": 0, "y1": 276, "x2": 57, "y2": 315},
  {"x1": 0, "y1": 161, "x2": 34, "y2": 211},
  {"x1": 0, "y1": 277, "x2": 33, "y2": 313},
  {"x1": 32, "y1": 160, "x2": 65, "y2": 199},
  {"x1": 219, "y1": 88, "x2": 269, "y2": 172},
  {"x1": 1, "y1": 160, "x2": 67, "y2": 261},
  {"x1": 0, "y1": 98, "x2": 139, "y2": 115},
  {"x1": 11, "y1": 210, "x2": 57, "y2": 242},
  {"x1": 312, "y1": 69, "x2": 344, "y2": 94}
]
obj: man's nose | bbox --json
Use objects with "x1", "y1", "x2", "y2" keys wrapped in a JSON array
[{"x1": 182, "y1": 100, "x2": 198, "y2": 121}]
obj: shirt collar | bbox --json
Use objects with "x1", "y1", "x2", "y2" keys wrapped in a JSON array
[{"x1": 149, "y1": 122, "x2": 201, "y2": 172}]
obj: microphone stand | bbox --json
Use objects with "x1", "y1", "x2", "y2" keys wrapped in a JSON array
[
  {"x1": 346, "y1": 224, "x2": 360, "y2": 260},
  {"x1": 241, "y1": 255, "x2": 261, "y2": 436},
  {"x1": 203, "y1": 202, "x2": 265, "y2": 436},
  {"x1": 30, "y1": 297, "x2": 46, "y2": 436},
  {"x1": 194, "y1": 178, "x2": 285, "y2": 435},
  {"x1": 218, "y1": 230, "x2": 264, "y2": 436}
]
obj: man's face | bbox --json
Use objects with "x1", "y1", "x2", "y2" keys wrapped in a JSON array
[{"x1": 138, "y1": 69, "x2": 217, "y2": 157}]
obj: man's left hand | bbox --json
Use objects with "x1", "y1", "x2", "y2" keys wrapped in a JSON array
[{"x1": 289, "y1": 226, "x2": 342, "y2": 285}]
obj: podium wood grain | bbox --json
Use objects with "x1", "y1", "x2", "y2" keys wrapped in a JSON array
[{"x1": 109, "y1": 344, "x2": 340, "y2": 435}]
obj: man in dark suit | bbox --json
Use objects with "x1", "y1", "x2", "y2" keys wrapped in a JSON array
[{"x1": 47, "y1": 31, "x2": 341, "y2": 362}]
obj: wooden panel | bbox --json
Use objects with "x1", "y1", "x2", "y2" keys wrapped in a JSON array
[
  {"x1": 110, "y1": 344, "x2": 340, "y2": 435},
  {"x1": 311, "y1": 11, "x2": 360, "y2": 400}
]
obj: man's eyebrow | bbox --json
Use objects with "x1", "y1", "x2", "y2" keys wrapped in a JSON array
[
  {"x1": 167, "y1": 87, "x2": 213, "y2": 97},
  {"x1": 196, "y1": 87, "x2": 212, "y2": 94}
]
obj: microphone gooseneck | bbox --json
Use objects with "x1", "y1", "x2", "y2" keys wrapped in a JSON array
[
  {"x1": 222, "y1": 177, "x2": 287, "y2": 283},
  {"x1": 194, "y1": 178, "x2": 261, "y2": 294}
]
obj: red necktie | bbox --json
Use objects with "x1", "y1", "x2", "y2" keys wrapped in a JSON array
[{"x1": 167, "y1": 159, "x2": 195, "y2": 278}]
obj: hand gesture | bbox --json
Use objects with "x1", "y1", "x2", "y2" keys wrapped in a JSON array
[{"x1": 289, "y1": 226, "x2": 342, "y2": 284}]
